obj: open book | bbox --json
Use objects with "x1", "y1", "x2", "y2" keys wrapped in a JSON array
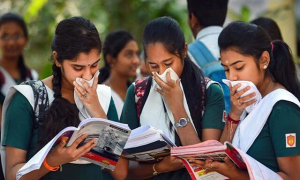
[
  {"x1": 171, "y1": 140, "x2": 282, "y2": 180},
  {"x1": 123, "y1": 125, "x2": 176, "y2": 163},
  {"x1": 16, "y1": 118, "x2": 131, "y2": 180}
]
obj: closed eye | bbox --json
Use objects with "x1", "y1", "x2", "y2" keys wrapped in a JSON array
[
  {"x1": 74, "y1": 67, "x2": 83, "y2": 71},
  {"x1": 236, "y1": 65, "x2": 244, "y2": 71},
  {"x1": 91, "y1": 63, "x2": 98, "y2": 67},
  {"x1": 150, "y1": 65, "x2": 158, "y2": 69}
]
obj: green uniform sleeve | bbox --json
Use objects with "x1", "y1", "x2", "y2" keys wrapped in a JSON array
[
  {"x1": 120, "y1": 84, "x2": 139, "y2": 129},
  {"x1": 107, "y1": 97, "x2": 119, "y2": 122},
  {"x1": 2, "y1": 92, "x2": 34, "y2": 150},
  {"x1": 269, "y1": 100, "x2": 300, "y2": 157},
  {"x1": 202, "y1": 83, "x2": 225, "y2": 129}
]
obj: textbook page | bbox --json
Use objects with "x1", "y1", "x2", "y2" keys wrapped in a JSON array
[{"x1": 123, "y1": 125, "x2": 175, "y2": 162}]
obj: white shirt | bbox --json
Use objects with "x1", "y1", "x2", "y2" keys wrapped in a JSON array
[{"x1": 189, "y1": 26, "x2": 223, "y2": 68}]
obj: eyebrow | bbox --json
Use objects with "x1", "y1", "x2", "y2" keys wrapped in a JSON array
[
  {"x1": 221, "y1": 60, "x2": 244, "y2": 66},
  {"x1": 148, "y1": 57, "x2": 173, "y2": 64},
  {"x1": 72, "y1": 58, "x2": 100, "y2": 67}
]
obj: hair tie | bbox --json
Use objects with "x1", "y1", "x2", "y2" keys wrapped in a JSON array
[
  {"x1": 54, "y1": 92, "x2": 62, "y2": 98},
  {"x1": 270, "y1": 42, "x2": 274, "y2": 51}
]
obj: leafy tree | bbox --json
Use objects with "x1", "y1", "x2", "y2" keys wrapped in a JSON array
[{"x1": 0, "y1": 0, "x2": 192, "y2": 78}]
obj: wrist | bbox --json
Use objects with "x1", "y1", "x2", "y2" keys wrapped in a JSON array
[
  {"x1": 152, "y1": 163, "x2": 160, "y2": 176},
  {"x1": 43, "y1": 156, "x2": 60, "y2": 171},
  {"x1": 228, "y1": 112, "x2": 241, "y2": 121},
  {"x1": 155, "y1": 161, "x2": 166, "y2": 173},
  {"x1": 227, "y1": 114, "x2": 240, "y2": 124},
  {"x1": 169, "y1": 103, "x2": 185, "y2": 114}
]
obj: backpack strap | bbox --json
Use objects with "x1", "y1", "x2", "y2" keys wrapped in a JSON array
[
  {"x1": 21, "y1": 80, "x2": 49, "y2": 125},
  {"x1": 134, "y1": 76, "x2": 152, "y2": 123},
  {"x1": 188, "y1": 41, "x2": 218, "y2": 68}
]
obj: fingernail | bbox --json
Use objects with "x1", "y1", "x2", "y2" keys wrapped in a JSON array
[
  {"x1": 73, "y1": 81, "x2": 76, "y2": 85},
  {"x1": 247, "y1": 86, "x2": 250, "y2": 90}
]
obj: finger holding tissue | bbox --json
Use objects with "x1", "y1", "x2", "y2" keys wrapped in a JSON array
[
  {"x1": 222, "y1": 79, "x2": 262, "y2": 113},
  {"x1": 155, "y1": 68, "x2": 179, "y2": 89},
  {"x1": 75, "y1": 70, "x2": 100, "y2": 89}
]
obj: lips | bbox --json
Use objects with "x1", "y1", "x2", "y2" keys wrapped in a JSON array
[
  {"x1": 130, "y1": 66, "x2": 138, "y2": 72},
  {"x1": 3, "y1": 47, "x2": 23, "y2": 56},
  {"x1": 5, "y1": 48, "x2": 20, "y2": 53}
]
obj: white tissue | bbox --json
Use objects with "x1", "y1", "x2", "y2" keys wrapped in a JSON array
[
  {"x1": 155, "y1": 68, "x2": 179, "y2": 90},
  {"x1": 74, "y1": 70, "x2": 100, "y2": 119},
  {"x1": 222, "y1": 79, "x2": 262, "y2": 113},
  {"x1": 75, "y1": 70, "x2": 99, "y2": 89}
]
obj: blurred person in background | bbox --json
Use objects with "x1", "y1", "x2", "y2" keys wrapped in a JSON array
[
  {"x1": 250, "y1": 17, "x2": 283, "y2": 41},
  {"x1": 98, "y1": 30, "x2": 139, "y2": 118},
  {"x1": 186, "y1": 0, "x2": 231, "y2": 114},
  {"x1": 0, "y1": 12, "x2": 39, "y2": 180},
  {"x1": 0, "y1": 13, "x2": 38, "y2": 105}
]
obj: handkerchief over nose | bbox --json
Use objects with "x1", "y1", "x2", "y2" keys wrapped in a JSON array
[{"x1": 222, "y1": 79, "x2": 262, "y2": 113}]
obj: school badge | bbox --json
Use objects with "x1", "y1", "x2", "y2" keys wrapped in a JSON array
[
  {"x1": 222, "y1": 110, "x2": 226, "y2": 123},
  {"x1": 286, "y1": 133, "x2": 296, "y2": 148}
]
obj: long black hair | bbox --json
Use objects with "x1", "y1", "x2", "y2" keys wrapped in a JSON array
[
  {"x1": 38, "y1": 17, "x2": 102, "y2": 149},
  {"x1": 98, "y1": 30, "x2": 134, "y2": 86},
  {"x1": 219, "y1": 21, "x2": 300, "y2": 100},
  {"x1": 250, "y1": 17, "x2": 283, "y2": 41},
  {"x1": 0, "y1": 12, "x2": 32, "y2": 81},
  {"x1": 142, "y1": 16, "x2": 206, "y2": 145}
]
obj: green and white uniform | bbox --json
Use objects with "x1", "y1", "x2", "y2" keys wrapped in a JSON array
[
  {"x1": 1, "y1": 83, "x2": 118, "y2": 180},
  {"x1": 121, "y1": 81, "x2": 225, "y2": 180},
  {"x1": 233, "y1": 89, "x2": 300, "y2": 178}
]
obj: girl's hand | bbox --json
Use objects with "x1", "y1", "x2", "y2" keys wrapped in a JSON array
[
  {"x1": 46, "y1": 134, "x2": 97, "y2": 167},
  {"x1": 188, "y1": 158, "x2": 205, "y2": 169},
  {"x1": 229, "y1": 83, "x2": 256, "y2": 120},
  {"x1": 155, "y1": 155, "x2": 184, "y2": 173},
  {"x1": 202, "y1": 157, "x2": 249, "y2": 179},
  {"x1": 153, "y1": 72, "x2": 184, "y2": 112},
  {"x1": 73, "y1": 75, "x2": 105, "y2": 118}
]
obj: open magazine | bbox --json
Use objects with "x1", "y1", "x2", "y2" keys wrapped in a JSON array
[
  {"x1": 171, "y1": 140, "x2": 282, "y2": 180},
  {"x1": 123, "y1": 125, "x2": 176, "y2": 163},
  {"x1": 16, "y1": 118, "x2": 131, "y2": 180}
]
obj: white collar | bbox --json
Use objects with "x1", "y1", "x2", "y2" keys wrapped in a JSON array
[{"x1": 196, "y1": 26, "x2": 223, "y2": 40}]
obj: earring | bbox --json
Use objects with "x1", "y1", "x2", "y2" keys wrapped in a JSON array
[{"x1": 263, "y1": 65, "x2": 268, "y2": 69}]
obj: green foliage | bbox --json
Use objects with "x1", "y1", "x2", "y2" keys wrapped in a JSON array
[
  {"x1": 227, "y1": 6, "x2": 250, "y2": 22},
  {"x1": 1, "y1": 0, "x2": 192, "y2": 78}
]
